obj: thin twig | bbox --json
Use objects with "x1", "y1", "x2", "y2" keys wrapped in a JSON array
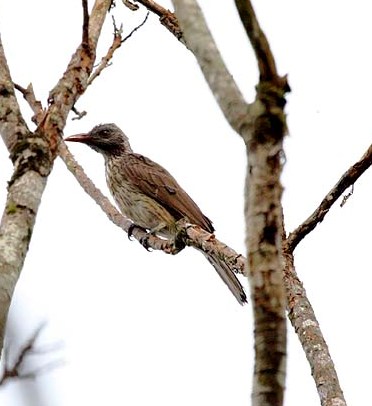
[
  {"x1": 123, "y1": 0, "x2": 139, "y2": 11},
  {"x1": 88, "y1": 13, "x2": 148, "y2": 86},
  {"x1": 340, "y1": 184, "x2": 354, "y2": 207},
  {"x1": 71, "y1": 105, "x2": 87, "y2": 120},
  {"x1": 88, "y1": 15, "x2": 123, "y2": 85},
  {"x1": 287, "y1": 143, "x2": 372, "y2": 252},
  {"x1": 121, "y1": 11, "x2": 149, "y2": 42},
  {"x1": 14, "y1": 82, "x2": 45, "y2": 124}
]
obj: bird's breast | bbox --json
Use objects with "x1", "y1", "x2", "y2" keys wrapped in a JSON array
[{"x1": 105, "y1": 158, "x2": 176, "y2": 236}]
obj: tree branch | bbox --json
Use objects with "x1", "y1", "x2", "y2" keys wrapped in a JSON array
[
  {"x1": 183, "y1": 221, "x2": 246, "y2": 275},
  {"x1": 88, "y1": 12, "x2": 149, "y2": 86},
  {"x1": 235, "y1": 0, "x2": 278, "y2": 81},
  {"x1": 0, "y1": 34, "x2": 42, "y2": 357},
  {"x1": 82, "y1": 0, "x2": 90, "y2": 50},
  {"x1": 244, "y1": 97, "x2": 287, "y2": 405},
  {"x1": 0, "y1": 0, "x2": 112, "y2": 357},
  {"x1": 287, "y1": 143, "x2": 372, "y2": 252},
  {"x1": 282, "y1": 244, "x2": 347, "y2": 406},
  {"x1": 0, "y1": 36, "x2": 30, "y2": 151},
  {"x1": 14, "y1": 83, "x2": 45, "y2": 125},
  {"x1": 172, "y1": 0, "x2": 250, "y2": 134},
  {"x1": 171, "y1": 1, "x2": 289, "y2": 404},
  {"x1": 135, "y1": 0, "x2": 183, "y2": 40}
]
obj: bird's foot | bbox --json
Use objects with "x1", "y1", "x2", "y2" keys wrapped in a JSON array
[
  {"x1": 127, "y1": 223, "x2": 137, "y2": 240},
  {"x1": 127, "y1": 223, "x2": 152, "y2": 251},
  {"x1": 139, "y1": 234, "x2": 152, "y2": 251}
]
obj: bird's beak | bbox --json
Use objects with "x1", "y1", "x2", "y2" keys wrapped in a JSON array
[{"x1": 64, "y1": 133, "x2": 92, "y2": 143}]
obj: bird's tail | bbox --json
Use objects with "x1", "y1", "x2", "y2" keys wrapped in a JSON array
[{"x1": 201, "y1": 251, "x2": 247, "y2": 305}]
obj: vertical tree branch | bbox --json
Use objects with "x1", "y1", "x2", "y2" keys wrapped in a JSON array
[
  {"x1": 0, "y1": 35, "x2": 44, "y2": 356},
  {"x1": 172, "y1": 1, "x2": 289, "y2": 405},
  {"x1": 82, "y1": 0, "x2": 90, "y2": 48},
  {"x1": 0, "y1": 0, "x2": 112, "y2": 356},
  {"x1": 0, "y1": 35, "x2": 30, "y2": 151},
  {"x1": 244, "y1": 92, "x2": 287, "y2": 406},
  {"x1": 235, "y1": 2, "x2": 289, "y2": 402}
]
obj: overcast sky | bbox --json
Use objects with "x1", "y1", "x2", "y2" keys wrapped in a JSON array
[{"x1": 0, "y1": 1, "x2": 371, "y2": 405}]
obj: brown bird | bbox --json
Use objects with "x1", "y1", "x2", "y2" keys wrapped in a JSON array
[{"x1": 65, "y1": 123, "x2": 246, "y2": 304}]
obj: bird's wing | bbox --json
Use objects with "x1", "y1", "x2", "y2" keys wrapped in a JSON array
[{"x1": 121, "y1": 153, "x2": 214, "y2": 232}]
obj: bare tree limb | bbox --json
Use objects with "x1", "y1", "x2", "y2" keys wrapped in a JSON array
[
  {"x1": 82, "y1": 0, "x2": 90, "y2": 50},
  {"x1": 172, "y1": 0, "x2": 251, "y2": 135},
  {"x1": 136, "y1": 0, "x2": 251, "y2": 134},
  {"x1": 0, "y1": 0, "x2": 112, "y2": 357},
  {"x1": 182, "y1": 221, "x2": 246, "y2": 275},
  {"x1": 0, "y1": 37, "x2": 30, "y2": 151},
  {"x1": 282, "y1": 244, "x2": 347, "y2": 406},
  {"x1": 0, "y1": 34, "x2": 44, "y2": 357},
  {"x1": 58, "y1": 141, "x2": 132, "y2": 232},
  {"x1": 287, "y1": 143, "x2": 372, "y2": 252},
  {"x1": 233, "y1": 2, "x2": 348, "y2": 404},
  {"x1": 235, "y1": 0, "x2": 278, "y2": 81}
]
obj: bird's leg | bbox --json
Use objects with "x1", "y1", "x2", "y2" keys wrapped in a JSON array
[
  {"x1": 148, "y1": 222, "x2": 168, "y2": 235},
  {"x1": 128, "y1": 223, "x2": 167, "y2": 251},
  {"x1": 139, "y1": 234, "x2": 152, "y2": 251},
  {"x1": 128, "y1": 222, "x2": 186, "y2": 253}
]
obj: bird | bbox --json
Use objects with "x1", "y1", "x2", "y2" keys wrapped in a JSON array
[{"x1": 65, "y1": 123, "x2": 246, "y2": 304}]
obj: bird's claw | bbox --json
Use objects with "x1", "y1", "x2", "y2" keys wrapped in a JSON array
[
  {"x1": 139, "y1": 235, "x2": 152, "y2": 251},
  {"x1": 127, "y1": 223, "x2": 137, "y2": 240},
  {"x1": 128, "y1": 223, "x2": 152, "y2": 251}
]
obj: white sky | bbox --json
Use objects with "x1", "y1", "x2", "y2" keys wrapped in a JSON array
[{"x1": 0, "y1": 1, "x2": 371, "y2": 405}]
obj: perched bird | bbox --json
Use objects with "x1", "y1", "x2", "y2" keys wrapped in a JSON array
[{"x1": 65, "y1": 123, "x2": 246, "y2": 304}]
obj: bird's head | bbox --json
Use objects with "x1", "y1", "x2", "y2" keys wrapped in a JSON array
[{"x1": 65, "y1": 123, "x2": 132, "y2": 156}]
